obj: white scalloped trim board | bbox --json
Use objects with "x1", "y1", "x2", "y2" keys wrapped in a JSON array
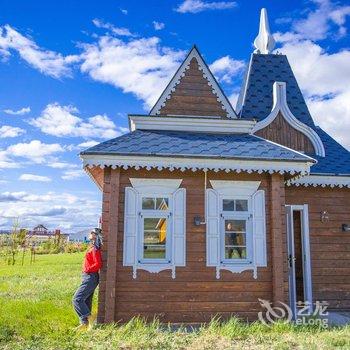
[
  {"x1": 287, "y1": 175, "x2": 350, "y2": 188},
  {"x1": 149, "y1": 46, "x2": 237, "y2": 119},
  {"x1": 82, "y1": 154, "x2": 312, "y2": 175},
  {"x1": 252, "y1": 82, "x2": 325, "y2": 157}
]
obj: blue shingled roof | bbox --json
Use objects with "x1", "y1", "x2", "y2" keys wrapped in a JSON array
[
  {"x1": 238, "y1": 54, "x2": 315, "y2": 128},
  {"x1": 238, "y1": 53, "x2": 350, "y2": 176},
  {"x1": 81, "y1": 129, "x2": 313, "y2": 162}
]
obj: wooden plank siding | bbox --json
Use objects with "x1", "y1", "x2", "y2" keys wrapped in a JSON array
[
  {"x1": 285, "y1": 186, "x2": 350, "y2": 310},
  {"x1": 97, "y1": 168, "x2": 290, "y2": 324},
  {"x1": 158, "y1": 57, "x2": 228, "y2": 118},
  {"x1": 256, "y1": 113, "x2": 315, "y2": 154}
]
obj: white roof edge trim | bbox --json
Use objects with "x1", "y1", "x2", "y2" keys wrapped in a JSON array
[
  {"x1": 149, "y1": 46, "x2": 237, "y2": 119},
  {"x1": 287, "y1": 175, "x2": 350, "y2": 188},
  {"x1": 129, "y1": 115, "x2": 256, "y2": 133},
  {"x1": 251, "y1": 82, "x2": 325, "y2": 157},
  {"x1": 81, "y1": 154, "x2": 313, "y2": 176}
]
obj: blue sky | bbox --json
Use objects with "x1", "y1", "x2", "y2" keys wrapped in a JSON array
[{"x1": 0, "y1": 0, "x2": 350, "y2": 232}]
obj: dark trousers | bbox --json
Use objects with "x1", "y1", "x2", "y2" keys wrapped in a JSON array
[{"x1": 72, "y1": 272, "x2": 99, "y2": 324}]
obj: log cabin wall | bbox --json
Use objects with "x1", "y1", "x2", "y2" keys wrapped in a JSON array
[
  {"x1": 255, "y1": 113, "x2": 315, "y2": 154},
  {"x1": 285, "y1": 186, "x2": 350, "y2": 309},
  {"x1": 98, "y1": 167, "x2": 289, "y2": 324},
  {"x1": 158, "y1": 57, "x2": 228, "y2": 118}
]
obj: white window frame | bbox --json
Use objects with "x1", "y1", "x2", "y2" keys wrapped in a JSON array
[
  {"x1": 138, "y1": 194, "x2": 172, "y2": 265},
  {"x1": 123, "y1": 178, "x2": 185, "y2": 278},
  {"x1": 208, "y1": 180, "x2": 265, "y2": 279},
  {"x1": 220, "y1": 196, "x2": 253, "y2": 265}
]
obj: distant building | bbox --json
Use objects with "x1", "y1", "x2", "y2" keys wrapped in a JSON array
[{"x1": 27, "y1": 224, "x2": 69, "y2": 243}]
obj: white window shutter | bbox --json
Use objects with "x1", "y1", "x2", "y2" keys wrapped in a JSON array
[
  {"x1": 173, "y1": 188, "x2": 186, "y2": 266},
  {"x1": 252, "y1": 189, "x2": 267, "y2": 267},
  {"x1": 206, "y1": 188, "x2": 220, "y2": 267},
  {"x1": 123, "y1": 187, "x2": 138, "y2": 267}
]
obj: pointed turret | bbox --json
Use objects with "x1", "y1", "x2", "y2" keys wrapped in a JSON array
[{"x1": 253, "y1": 8, "x2": 275, "y2": 54}]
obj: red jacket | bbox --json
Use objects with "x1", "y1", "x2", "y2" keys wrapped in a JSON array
[{"x1": 83, "y1": 247, "x2": 102, "y2": 273}]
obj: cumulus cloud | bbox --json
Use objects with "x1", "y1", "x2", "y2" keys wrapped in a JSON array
[
  {"x1": 175, "y1": 0, "x2": 236, "y2": 13},
  {"x1": 3, "y1": 106, "x2": 31, "y2": 115},
  {"x1": 0, "y1": 150, "x2": 19, "y2": 169},
  {"x1": 47, "y1": 162, "x2": 78, "y2": 169},
  {"x1": 209, "y1": 55, "x2": 245, "y2": 84},
  {"x1": 7, "y1": 140, "x2": 64, "y2": 163},
  {"x1": 0, "y1": 125, "x2": 25, "y2": 138},
  {"x1": 77, "y1": 140, "x2": 99, "y2": 148},
  {"x1": 0, "y1": 191, "x2": 100, "y2": 231},
  {"x1": 61, "y1": 169, "x2": 85, "y2": 180},
  {"x1": 19, "y1": 174, "x2": 51, "y2": 182},
  {"x1": 79, "y1": 35, "x2": 185, "y2": 109},
  {"x1": 153, "y1": 21, "x2": 165, "y2": 30},
  {"x1": 0, "y1": 25, "x2": 78, "y2": 78},
  {"x1": 120, "y1": 8, "x2": 128, "y2": 15},
  {"x1": 30, "y1": 103, "x2": 121, "y2": 139},
  {"x1": 92, "y1": 19, "x2": 135, "y2": 37},
  {"x1": 291, "y1": 0, "x2": 350, "y2": 40}
]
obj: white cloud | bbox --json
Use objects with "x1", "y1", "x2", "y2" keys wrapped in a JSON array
[
  {"x1": 0, "y1": 25, "x2": 78, "y2": 78},
  {"x1": 7, "y1": 140, "x2": 64, "y2": 163},
  {"x1": 0, "y1": 191, "x2": 100, "y2": 231},
  {"x1": 120, "y1": 8, "x2": 128, "y2": 15},
  {"x1": 61, "y1": 169, "x2": 85, "y2": 180},
  {"x1": 0, "y1": 150, "x2": 19, "y2": 169},
  {"x1": 290, "y1": 0, "x2": 350, "y2": 40},
  {"x1": 175, "y1": 0, "x2": 236, "y2": 13},
  {"x1": 275, "y1": 34, "x2": 350, "y2": 150},
  {"x1": 3, "y1": 106, "x2": 30, "y2": 115},
  {"x1": 19, "y1": 174, "x2": 51, "y2": 182},
  {"x1": 153, "y1": 21, "x2": 165, "y2": 30},
  {"x1": 0, "y1": 125, "x2": 25, "y2": 138},
  {"x1": 209, "y1": 55, "x2": 244, "y2": 84},
  {"x1": 77, "y1": 140, "x2": 99, "y2": 148},
  {"x1": 47, "y1": 162, "x2": 79, "y2": 169},
  {"x1": 92, "y1": 19, "x2": 135, "y2": 37},
  {"x1": 80, "y1": 35, "x2": 185, "y2": 109},
  {"x1": 30, "y1": 103, "x2": 121, "y2": 139}
]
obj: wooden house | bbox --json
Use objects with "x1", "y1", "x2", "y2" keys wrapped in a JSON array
[{"x1": 80, "y1": 8, "x2": 350, "y2": 324}]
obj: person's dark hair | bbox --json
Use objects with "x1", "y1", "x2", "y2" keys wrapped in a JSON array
[{"x1": 91, "y1": 228, "x2": 103, "y2": 250}]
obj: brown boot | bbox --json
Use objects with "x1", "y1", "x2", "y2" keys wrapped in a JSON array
[
  {"x1": 75, "y1": 323, "x2": 88, "y2": 332},
  {"x1": 88, "y1": 314, "x2": 97, "y2": 330}
]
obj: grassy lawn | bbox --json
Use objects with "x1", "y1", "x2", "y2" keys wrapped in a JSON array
[{"x1": 0, "y1": 253, "x2": 349, "y2": 349}]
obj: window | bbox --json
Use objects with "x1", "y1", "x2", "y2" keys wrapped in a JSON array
[
  {"x1": 221, "y1": 197, "x2": 252, "y2": 264},
  {"x1": 206, "y1": 180, "x2": 266, "y2": 279},
  {"x1": 123, "y1": 179, "x2": 186, "y2": 278},
  {"x1": 140, "y1": 196, "x2": 171, "y2": 263}
]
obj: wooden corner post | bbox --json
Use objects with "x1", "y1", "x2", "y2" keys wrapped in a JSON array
[
  {"x1": 97, "y1": 167, "x2": 120, "y2": 323},
  {"x1": 270, "y1": 173, "x2": 286, "y2": 305}
]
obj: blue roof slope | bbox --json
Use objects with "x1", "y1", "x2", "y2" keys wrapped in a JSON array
[
  {"x1": 238, "y1": 54, "x2": 315, "y2": 128},
  {"x1": 81, "y1": 129, "x2": 313, "y2": 162},
  {"x1": 312, "y1": 127, "x2": 350, "y2": 175}
]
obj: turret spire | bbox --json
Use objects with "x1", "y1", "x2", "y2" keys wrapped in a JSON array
[{"x1": 253, "y1": 8, "x2": 275, "y2": 54}]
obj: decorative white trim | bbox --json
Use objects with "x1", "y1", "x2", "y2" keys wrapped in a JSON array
[
  {"x1": 133, "y1": 264, "x2": 175, "y2": 279},
  {"x1": 149, "y1": 46, "x2": 237, "y2": 118},
  {"x1": 129, "y1": 115, "x2": 255, "y2": 134},
  {"x1": 82, "y1": 154, "x2": 313, "y2": 175},
  {"x1": 251, "y1": 82, "x2": 325, "y2": 157},
  {"x1": 287, "y1": 175, "x2": 350, "y2": 188},
  {"x1": 129, "y1": 178, "x2": 182, "y2": 193},
  {"x1": 253, "y1": 8, "x2": 275, "y2": 54},
  {"x1": 210, "y1": 180, "x2": 261, "y2": 195},
  {"x1": 216, "y1": 265, "x2": 257, "y2": 279}
]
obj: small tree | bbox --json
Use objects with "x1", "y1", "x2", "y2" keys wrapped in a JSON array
[{"x1": 5, "y1": 219, "x2": 27, "y2": 265}]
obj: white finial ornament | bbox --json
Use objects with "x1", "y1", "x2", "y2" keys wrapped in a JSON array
[{"x1": 254, "y1": 8, "x2": 275, "y2": 54}]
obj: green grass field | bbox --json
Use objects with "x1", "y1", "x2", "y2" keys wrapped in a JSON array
[{"x1": 0, "y1": 253, "x2": 349, "y2": 349}]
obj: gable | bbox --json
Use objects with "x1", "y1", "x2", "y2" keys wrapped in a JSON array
[
  {"x1": 256, "y1": 112, "x2": 315, "y2": 154},
  {"x1": 150, "y1": 47, "x2": 236, "y2": 118}
]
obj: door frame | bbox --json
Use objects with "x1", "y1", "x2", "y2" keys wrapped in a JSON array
[{"x1": 285, "y1": 204, "x2": 313, "y2": 319}]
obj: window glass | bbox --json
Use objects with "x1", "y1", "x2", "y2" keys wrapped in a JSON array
[
  {"x1": 224, "y1": 219, "x2": 247, "y2": 260},
  {"x1": 156, "y1": 198, "x2": 169, "y2": 210},
  {"x1": 236, "y1": 199, "x2": 248, "y2": 211},
  {"x1": 223, "y1": 199, "x2": 235, "y2": 211},
  {"x1": 142, "y1": 197, "x2": 155, "y2": 210},
  {"x1": 143, "y1": 218, "x2": 166, "y2": 259}
]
